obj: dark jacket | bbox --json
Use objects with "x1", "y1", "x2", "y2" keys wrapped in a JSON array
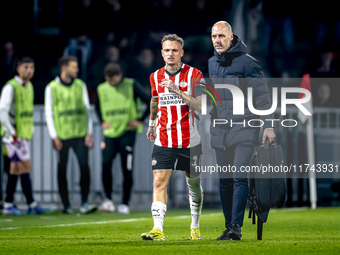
[{"x1": 207, "y1": 34, "x2": 273, "y2": 149}]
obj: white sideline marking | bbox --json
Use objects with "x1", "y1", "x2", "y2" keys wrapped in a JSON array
[
  {"x1": 173, "y1": 216, "x2": 191, "y2": 219},
  {"x1": 204, "y1": 213, "x2": 223, "y2": 217},
  {"x1": 0, "y1": 219, "x2": 13, "y2": 222},
  {"x1": 1, "y1": 227, "x2": 19, "y2": 230},
  {"x1": 3, "y1": 210, "x2": 308, "y2": 231},
  {"x1": 0, "y1": 213, "x2": 224, "y2": 231},
  {"x1": 0, "y1": 218, "x2": 147, "y2": 231}
]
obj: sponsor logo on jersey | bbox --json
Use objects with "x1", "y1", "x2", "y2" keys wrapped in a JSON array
[{"x1": 158, "y1": 93, "x2": 186, "y2": 106}]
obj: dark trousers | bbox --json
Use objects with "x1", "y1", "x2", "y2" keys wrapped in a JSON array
[
  {"x1": 102, "y1": 130, "x2": 136, "y2": 205},
  {"x1": 215, "y1": 140, "x2": 255, "y2": 227},
  {"x1": 58, "y1": 137, "x2": 90, "y2": 208}
]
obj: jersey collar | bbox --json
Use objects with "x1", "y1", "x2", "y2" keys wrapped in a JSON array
[
  {"x1": 15, "y1": 75, "x2": 27, "y2": 86},
  {"x1": 165, "y1": 63, "x2": 185, "y2": 77}
]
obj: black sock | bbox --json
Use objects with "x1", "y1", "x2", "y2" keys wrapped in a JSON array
[
  {"x1": 122, "y1": 171, "x2": 133, "y2": 205},
  {"x1": 80, "y1": 165, "x2": 90, "y2": 205},
  {"x1": 5, "y1": 174, "x2": 18, "y2": 203},
  {"x1": 102, "y1": 164, "x2": 113, "y2": 200},
  {"x1": 20, "y1": 173, "x2": 34, "y2": 205}
]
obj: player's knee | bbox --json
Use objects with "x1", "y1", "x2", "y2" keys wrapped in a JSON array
[
  {"x1": 153, "y1": 177, "x2": 167, "y2": 191},
  {"x1": 102, "y1": 155, "x2": 113, "y2": 166},
  {"x1": 233, "y1": 178, "x2": 248, "y2": 188},
  {"x1": 124, "y1": 175, "x2": 133, "y2": 187},
  {"x1": 58, "y1": 160, "x2": 68, "y2": 170},
  {"x1": 220, "y1": 178, "x2": 233, "y2": 189},
  {"x1": 78, "y1": 161, "x2": 89, "y2": 171}
]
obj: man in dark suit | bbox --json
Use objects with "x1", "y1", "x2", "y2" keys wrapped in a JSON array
[{"x1": 207, "y1": 21, "x2": 275, "y2": 240}]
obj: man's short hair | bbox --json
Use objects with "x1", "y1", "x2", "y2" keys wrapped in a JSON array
[
  {"x1": 58, "y1": 56, "x2": 78, "y2": 69},
  {"x1": 161, "y1": 34, "x2": 184, "y2": 48},
  {"x1": 104, "y1": 63, "x2": 121, "y2": 77},
  {"x1": 17, "y1": 56, "x2": 34, "y2": 67}
]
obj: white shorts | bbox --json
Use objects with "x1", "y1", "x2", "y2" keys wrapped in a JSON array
[{"x1": 5, "y1": 139, "x2": 30, "y2": 162}]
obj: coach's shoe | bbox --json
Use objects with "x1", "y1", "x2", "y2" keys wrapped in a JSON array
[
  {"x1": 141, "y1": 228, "x2": 165, "y2": 241},
  {"x1": 118, "y1": 204, "x2": 130, "y2": 214},
  {"x1": 62, "y1": 205, "x2": 74, "y2": 214},
  {"x1": 190, "y1": 227, "x2": 201, "y2": 240},
  {"x1": 80, "y1": 203, "x2": 97, "y2": 214},
  {"x1": 3, "y1": 205, "x2": 21, "y2": 215},
  {"x1": 62, "y1": 208, "x2": 74, "y2": 214},
  {"x1": 28, "y1": 202, "x2": 49, "y2": 215},
  {"x1": 228, "y1": 224, "x2": 242, "y2": 240},
  {"x1": 99, "y1": 199, "x2": 115, "y2": 212},
  {"x1": 217, "y1": 227, "x2": 232, "y2": 240}
]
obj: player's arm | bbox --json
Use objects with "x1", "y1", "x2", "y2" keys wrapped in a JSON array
[
  {"x1": 147, "y1": 73, "x2": 158, "y2": 142},
  {"x1": 82, "y1": 83, "x2": 94, "y2": 148},
  {"x1": 177, "y1": 91, "x2": 201, "y2": 113},
  {"x1": 147, "y1": 97, "x2": 158, "y2": 142},
  {"x1": 0, "y1": 84, "x2": 16, "y2": 138},
  {"x1": 45, "y1": 85, "x2": 63, "y2": 151},
  {"x1": 160, "y1": 79, "x2": 202, "y2": 113}
]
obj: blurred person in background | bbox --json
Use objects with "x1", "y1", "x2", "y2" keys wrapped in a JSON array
[
  {"x1": 127, "y1": 48, "x2": 157, "y2": 93},
  {"x1": 314, "y1": 83, "x2": 334, "y2": 107},
  {"x1": 137, "y1": 0, "x2": 177, "y2": 50},
  {"x1": 96, "y1": 62, "x2": 150, "y2": 214},
  {"x1": 0, "y1": 57, "x2": 48, "y2": 215},
  {"x1": 260, "y1": 0, "x2": 294, "y2": 78},
  {"x1": 88, "y1": 45, "x2": 125, "y2": 89},
  {"x1": 45, "y1": 56, "x2": 96, "y2": 214},
  {"x1": 0, "y1": 41, "x2": 18, "y2": 87},
  {"x1": 306, "y1": 44, "x2": 339, "y2": 77},
  {"x1": 181, "y1": 0, "x2": 216, "y2": 54}
]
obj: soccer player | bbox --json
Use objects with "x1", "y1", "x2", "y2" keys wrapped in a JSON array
[
  {"x1": 0, "y1": 57, "x2": 47, "y2": 215},
  {"x1": 96, "y1": 63, "x2": 151, "y2": 214},
  {"x1": 45, "y1": 56, "x2": 96, "y2": 214},
  {"x1": 141, "y1": 34, "x2": 204, "y2": 241}
]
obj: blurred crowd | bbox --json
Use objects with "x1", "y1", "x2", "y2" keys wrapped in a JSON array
[{"x1": 1, "y1": 0, "x2": 340, "y2": 106}]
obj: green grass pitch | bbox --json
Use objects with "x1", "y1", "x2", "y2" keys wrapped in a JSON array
[{"x1": 0, "y1": 207, "x2": 339, "y2": 254}]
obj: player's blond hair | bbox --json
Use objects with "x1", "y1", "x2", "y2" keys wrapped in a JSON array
[{"x1": 161, "y1": 34, "x2": 184, "y2": 48}]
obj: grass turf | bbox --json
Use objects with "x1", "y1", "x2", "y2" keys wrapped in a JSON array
[{"x1": 0, "y1": 207, "x2": 339, "y2": 254}]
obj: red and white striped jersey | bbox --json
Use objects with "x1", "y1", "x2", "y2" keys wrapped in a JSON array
[{"x1": 150, "y1": 63, "x2": 203, "y2": 148}]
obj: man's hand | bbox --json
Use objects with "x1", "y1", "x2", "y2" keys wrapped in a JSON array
[
  {"x1": 262, "y1": 128, "x2": 275, "y2": 143},
  {"x1": 102, "y1": 122, "x2": 111, "y2": 130},
  {"x1": 100, "y1": 141, "x2": 106, "y2": 150},
  {"x1": 53, "y1": 138, "x2": 63, "y2": 151},
  {"x1": 160, "y1": 79, "x2": 179, "y2": 93},
  {"x1": 160, "y1": 78, "x2": 202, "y2": 112},
  {"x1": 85, "y1": 134, "x2": 94, "y2": 149},
  {"x1": 146, "y1": 126, "x2": 156, "y2": 142},
  {"x1": 12, "y1": 131, "x2": 18, "y2": 142},
  {"x1": 127, "y1": 119, "x2": 142, "y2": 128}
]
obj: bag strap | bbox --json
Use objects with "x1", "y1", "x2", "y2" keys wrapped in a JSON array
[
  {"x1": 264, "y1": 138, "x2": 270, "y2": 150},
  {"x1": 248, "y1": 195, "x2": 256, "y2": 225}
]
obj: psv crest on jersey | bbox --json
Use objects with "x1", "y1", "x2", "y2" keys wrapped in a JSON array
[{"x1": 179, "y1": 81, "x2": 188, "y2": 88}]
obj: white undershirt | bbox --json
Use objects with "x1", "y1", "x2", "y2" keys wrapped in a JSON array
[
  {"x1": 0, "y1": 76, "x2": 27, "y2": 143},
  {"x1": 44, "y1": 77, "x2": 93, "y2": 139}
]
